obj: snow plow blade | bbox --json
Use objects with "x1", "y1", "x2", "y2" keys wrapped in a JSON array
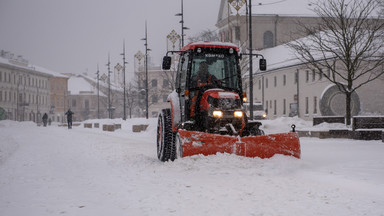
[{"x1": 178, "y1": 130, "x2": 301, "y2": 159}]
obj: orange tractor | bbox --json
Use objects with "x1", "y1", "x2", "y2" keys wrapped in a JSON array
[{"x1": 157, "y1": 41, "x2": 300, "y2": 161}]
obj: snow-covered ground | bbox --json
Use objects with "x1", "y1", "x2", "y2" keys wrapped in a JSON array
[{"x1": 0, "y1": 117, "x2": 383, "y2": 216}]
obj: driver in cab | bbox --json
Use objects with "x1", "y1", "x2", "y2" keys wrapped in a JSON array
[
  {"x1": 191, "y1": 61, "x2": 219, "y2": 88},
  {"x1": 190, "y1": 61, "x2": 220, "y2": 118}
]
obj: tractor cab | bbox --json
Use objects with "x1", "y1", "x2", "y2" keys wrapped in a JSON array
[{"x1": 164, "y1": 42, "x2": 244, "y2": 132}]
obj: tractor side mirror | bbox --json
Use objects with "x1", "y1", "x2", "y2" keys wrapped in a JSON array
[
  {"x1": 162, "y1": 56, "x2": 172, "y2": 70},
  {"x1": 259, "y1": 59, "x2": 267, "y2": 71}
]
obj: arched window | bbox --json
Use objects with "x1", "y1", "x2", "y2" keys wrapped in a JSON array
[{"x1": 263, "y1": 31, "x2": 274, "y2": 48}]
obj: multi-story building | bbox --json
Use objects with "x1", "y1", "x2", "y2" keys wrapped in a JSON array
[
  {"x1": 216, "y1": 0, "x2": 321, "y2": 50},
  {"x1": 0, "y1": 51, "x2": 53, "y2": 122},
  {"x1": 252, "y1": 44, "x2": 384, "y2": 120},
  {"x1": 216, "y1": 0, "x2": 384, "y2": 120}
]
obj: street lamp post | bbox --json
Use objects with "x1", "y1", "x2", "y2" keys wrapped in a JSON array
[
  {"x1": 121, "y1": 40, "x2": 127, "y2": 120},
  {"x1": 96, "y1": 64, "x2": 100, "y2": 119},
  {"x1": 141, "y1": 22, "x2": 150, "y2": 119},
  {"x1": 248, "y1": 0, "x2": 254, "y2": 120},
  {"x1": 175, "y1": 0, "x2": 189, "y2": 47},
  {"x1": 106, "y1": 54, "x2": 112, "y2": 119},
  {"x1": 36, "y1": 85, "x2": 39, "y2": 122}
]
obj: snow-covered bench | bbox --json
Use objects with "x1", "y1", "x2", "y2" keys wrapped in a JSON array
[
  {"x1": 132, "y1": 124, "x2": 148, "y2": 132},
  {"x1": 351, "y1": 116, "x2": 384, "y2": 140},
  {"x1": 313, "y1": 116, "x2": 345, "y2": 126}
]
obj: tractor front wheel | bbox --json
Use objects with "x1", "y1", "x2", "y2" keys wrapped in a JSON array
[{"x1": 157, "y1": 109, "x2": 176, "y2": 162}]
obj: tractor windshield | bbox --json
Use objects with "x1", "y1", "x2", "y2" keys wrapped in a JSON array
[{"x1": 189, "y1": 49, "x2": 240, "y2": 90}]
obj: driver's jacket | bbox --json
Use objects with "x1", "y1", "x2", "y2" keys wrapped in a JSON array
[{"x1": 190, "y1": 74, "x2": 214, "y2": 117}]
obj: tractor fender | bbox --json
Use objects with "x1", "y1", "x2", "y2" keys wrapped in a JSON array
[{"x1": 167, "y1": 90, "x2": 181, "y2": 132}]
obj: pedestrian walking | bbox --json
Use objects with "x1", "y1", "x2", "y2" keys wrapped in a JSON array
[
  {"x1": 65, "y1": 109, "x2": 74, "y2": 129},
  {"x1": 42, "y1": 113, "x2": 48, "y2": 127}
]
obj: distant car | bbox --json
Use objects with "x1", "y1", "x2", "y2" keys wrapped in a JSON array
[{"x1": 243, "y1": 102, "x2": 267, "y2": 120}]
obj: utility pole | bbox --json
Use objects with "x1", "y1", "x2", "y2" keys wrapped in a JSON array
[
  {"x1": 248, "y1": 0, "x2": 254, "y2": 120},
  {"x1": 121, "y1": 40, "x2": 127, "y2": 120},
  {"x1": 96, "y1": 64, "x2": 100, "y2": 119},
  {"x1": 107, "y1": 54, "x2": 112, "y2": 119}
]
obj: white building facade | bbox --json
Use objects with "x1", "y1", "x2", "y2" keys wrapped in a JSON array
[
  {"x1": 0, "y1": 51, "x2": 51, "y2": 122},
  {"x1": 216, "y1": 0, "x2": 384, "y2": 121}
]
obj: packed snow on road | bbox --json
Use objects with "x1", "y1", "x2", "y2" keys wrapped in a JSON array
[{"x1": 0, "y1": 117, "x2": 383, "y2": 216}]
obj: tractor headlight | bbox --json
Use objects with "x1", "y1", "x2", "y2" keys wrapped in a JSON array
[
  {"x1": 234, "y1": 111, "x2": 243, "y2": 118},
  {"x1": 213, "y1": 110, "x2": 223, "y2": 118},
  {"x1": 262, "y1": 113, "x2": 267, "y2": 118}
]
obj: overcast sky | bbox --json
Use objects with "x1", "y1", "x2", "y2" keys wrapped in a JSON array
[{"x1": 0, "y1": 0, "x2": 221, "y2": 79}]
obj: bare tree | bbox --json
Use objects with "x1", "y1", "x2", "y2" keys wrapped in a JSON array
[
  {"x1": 187, "y1": 29, "x2": 219, "y2": 42},
  {"x1": 288, "y1": 0, "x2": 384, "y2": 125},
  {"x1": 125, "y1": 82, "x2": 137, "y2": 118}
]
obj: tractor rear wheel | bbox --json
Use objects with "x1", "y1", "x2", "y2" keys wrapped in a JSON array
[{"x1": 157, "y1": 109, "x2": 176, "y2": 161}]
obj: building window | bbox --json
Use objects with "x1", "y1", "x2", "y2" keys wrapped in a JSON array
[
  {"x1": 266, "y1": 78, "x2": 269, "y2": 88},
  {"x1": 85, "y1": 100, "x2": 89, "y2": 110},
  {"x1": 163, "y1": 79, "x2": 169, "y2": 88},
  {"x1": 313, "y1": 96, "x2": 318, "y2": 114},
  {"x1": 163, "y1": 95, "x2": 168, "y2": 102},
  {"x1": 274, "y1": 76, "x2": 277, "y2": 87},
  {"x1": 72, "y1": 99, "x2": 76, "y2": 107},
  {"x1": 283, "y1": 75, "x2": 286, "y2": 86},
  {"x1": 258, "y1": 79, "x2": 261, "y2": 90},
  {"x1": 151, "y1": 79, "x2": 157, "y2": 88},
  {"x1": 305, "y1": 97, "x2": 309, "y2": 114},
  {"x1": 294, "y1": 72, "x2": 298, "y2": 84},
  {"x1": 274, "y1": 100, "x2": 277, "y2": 115},
  {"x1": 319, "y1": 69, "x2": 323, "y2": 80},
  {"x1": 312, "y1": 69, "x2": 316, "y2": 81},
  {"x1": 306, "y1": 70, "x2": 309, "y2": 83},
  {"x1": 283, "y1": 99, "x2": 286, "y2": 115},
  {"x1": 263, "y1": 31, "x2": 274, "y2": 48}
]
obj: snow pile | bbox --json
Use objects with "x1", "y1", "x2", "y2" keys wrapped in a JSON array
[
  {"x1": 261, "y1": 116, "x2": 312, "y2": 133},
  {"x1": 0, "y1": 117, "x2": 383, "y2": 216}
]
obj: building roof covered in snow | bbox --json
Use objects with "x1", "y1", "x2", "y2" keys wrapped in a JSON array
[
  {"x1": 0, "y1": 50, "x2": 68, "y2": 78},
  {"x1": 67, "y1": 75, "x2": 106, "y2": 96}
]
